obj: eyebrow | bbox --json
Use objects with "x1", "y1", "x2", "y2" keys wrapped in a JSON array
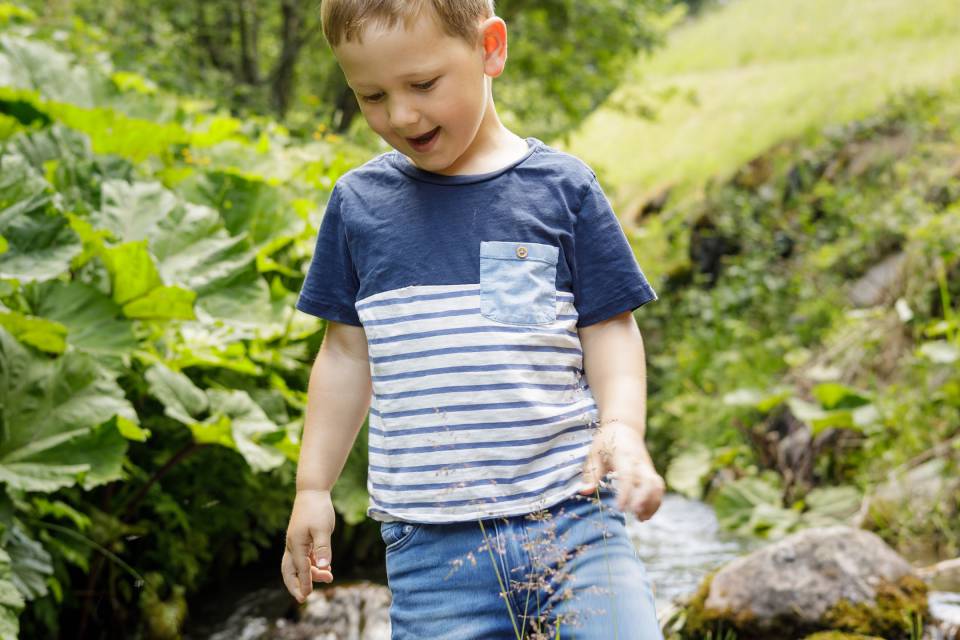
[{"x1": 349, "y1": 69, "x2": 441, "y2": 90}]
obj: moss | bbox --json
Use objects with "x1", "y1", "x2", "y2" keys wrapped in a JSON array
[
  {"x1": 676, "y1": 570, "x2": 746, "y2": 637},
  {"x1": 824, "y1": 574, "x2": 929, "y2": 637},
  {"x1": 678, "y1": 572, "x2": 929, "y2": 640}
]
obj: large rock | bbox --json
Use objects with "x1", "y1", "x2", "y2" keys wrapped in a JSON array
[
  {"x1": 202, "y1": 581, "x2": 392, "y2": 640},
  {"x1": 276, "y1": 581, "x2": 391, "y2": 640},
  {"x1": 681, "y1": 526, "x2": 928, "y2": 638}
]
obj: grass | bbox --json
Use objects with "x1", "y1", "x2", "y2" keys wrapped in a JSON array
[
  {"x1": 557, "y1": 0, "x2": 960, "y2": 209},
  {"x1": 448, "y1": 485, "x2": 629, "y2": 640}
]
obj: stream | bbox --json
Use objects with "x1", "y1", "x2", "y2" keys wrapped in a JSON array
[{"x1": 183, "y1": 493, "x2": 960, "y2": 638}]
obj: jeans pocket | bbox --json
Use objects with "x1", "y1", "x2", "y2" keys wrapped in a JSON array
[
  {"x1": 380, "y1": 521, "x2": 421, "y2": 552},
  {"x1": 479, "y1": 240, "x2": 559, "y2": 325}
]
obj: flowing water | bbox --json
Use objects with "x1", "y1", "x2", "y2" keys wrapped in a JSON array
[{"x1": 626, "y1": 492, "x2": 759, "y2": 614}]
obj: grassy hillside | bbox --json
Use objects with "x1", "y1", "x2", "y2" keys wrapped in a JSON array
[{"x1": 559, "y1": 0, "x2": 960, "y2": 211}]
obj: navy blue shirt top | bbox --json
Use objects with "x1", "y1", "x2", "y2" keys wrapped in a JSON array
[{"x1": 296, "y1": 136, "x2": 657, "y2": 523}]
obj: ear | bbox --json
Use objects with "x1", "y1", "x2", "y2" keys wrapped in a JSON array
[{"x1": 478, "y1": 17, "x2": 507, "y2": 78}]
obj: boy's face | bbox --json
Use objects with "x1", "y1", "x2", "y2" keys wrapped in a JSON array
[{"x1": 333, "y1": 10, "x2": 505, "y2": 175}]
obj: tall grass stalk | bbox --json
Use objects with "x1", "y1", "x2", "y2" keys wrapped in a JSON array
[{"x1": 478, "y1": 518, "x2": 523, "y2": 639}]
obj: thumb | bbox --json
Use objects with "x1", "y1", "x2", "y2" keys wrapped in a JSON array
[{"x1": 311, "y1": 532, "x2": 332, "y2": 569}]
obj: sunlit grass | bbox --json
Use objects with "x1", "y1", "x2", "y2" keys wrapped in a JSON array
[{"x1": 558, "y1": 0, "x2": 960, "y2": 207}]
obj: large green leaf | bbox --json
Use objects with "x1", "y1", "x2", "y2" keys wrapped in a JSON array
[
  {"x1": 94, "y1": 180, "x2": 252, "y2": 291},
  {"x1": 122, "y1": 286, "x2": 196, "y2": 320},
  {"x1": 0, "y1": 547, "x2": 24, "y2": 640},
  {"x1": 25, "y1": 281, "x2": 137, "y2": 361},
  {"x1": 0, "y1": 155, "x2": 80, "y2": 282},
  {"x1": 0, "y1": 34, "x2": 99, "y2": 107},
  {"x1": 205, "y1": 390, "x2": 286, "y2": 473},
  {"x1": 8, "y1": 124, "x2": 128, "y2": 216},
  {"x1": 799, "y1": 486, "x2": 862, "y2": 527},
  {"x1": 194, "y1": 267, "x2": 278, "y2": 327},
  {"x1": 0, "y1": 328, "x2": 135, "y2": 492},
  {"x1": 144, "y1": 364, "x2": 208, "y2": 425},
  {"x1": 178, "y1": 170, "x2": 302, "y2": 247},
  {"x1": 151, "y1": 202, "x2": 254, "y2": 294},
  {"x1": 95, "y1": 180, "x2": 179, "y2": 243},
  {"x1": 0, "y1": 311, "x2": 67, "y2": 354},
  {"x1": 3, "y1": 522, "x2": 53, "y2": 602},
  {"x1": 712, "y1": 474, "x2": 786, "y2": 536},
  {"x1": 99, "y1": 240, "x2": 163, "y2": 305},
  {"x1": 665, "y1": 443, "x2": 712, "y2": 499}
]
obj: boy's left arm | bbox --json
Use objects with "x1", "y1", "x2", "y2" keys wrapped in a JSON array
[{"x1": 577, "y1": 309, "x2": 665, "y2": 521}]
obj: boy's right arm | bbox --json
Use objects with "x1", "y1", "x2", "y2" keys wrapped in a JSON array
[{"x1": 281, "y1": 319, "x2": 372, "y2": 603}]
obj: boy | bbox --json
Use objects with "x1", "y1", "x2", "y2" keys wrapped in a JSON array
[{"x1": 281, "y1": 1, "x2": 665, "y2": 637}]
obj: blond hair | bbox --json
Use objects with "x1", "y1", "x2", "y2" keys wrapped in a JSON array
[{"x1": 320, "y1": 0, "x2": 495, "y2": 49}]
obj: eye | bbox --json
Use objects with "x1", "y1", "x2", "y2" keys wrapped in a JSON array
[
  {"x1": 360, "y1": 92, "x2": 384, "y2": 103},
  {"x1": 414, "y1": 77, "x2": 438, "y2": 91}
]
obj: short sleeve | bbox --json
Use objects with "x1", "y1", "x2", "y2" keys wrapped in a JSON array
[
  {"x1": 295, "y1": 182, "x2": 363, "y2": 326},
  {"x1": 571, "y1": 175, "x2": 657, "y2": 328}
]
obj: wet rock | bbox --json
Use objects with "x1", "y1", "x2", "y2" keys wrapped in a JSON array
[
  {"x1": 275, "y1": 581, "x2": 391, "y2": 640},
  {"x1": 202, "y1": 581, "x2": 391, "y2": 640},
  {"x1": 848, "y1": 252, "x2": 906, "y2": 308},
  {"x1": 680, "y1": 526, "x2": 928, "y2": 638}
]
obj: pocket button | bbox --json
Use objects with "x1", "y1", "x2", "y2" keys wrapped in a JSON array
[{"x1": 516, "y1": 246, "x2": 528, "y2": 258}]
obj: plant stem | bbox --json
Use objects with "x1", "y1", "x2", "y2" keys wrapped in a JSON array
[{"x1": 479, "y1": 518, "x2": 523, "y2": 640}]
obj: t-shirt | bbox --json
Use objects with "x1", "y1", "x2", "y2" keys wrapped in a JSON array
[{"x1": 296, "y1": 136, "x2": 657, "y2": 523}]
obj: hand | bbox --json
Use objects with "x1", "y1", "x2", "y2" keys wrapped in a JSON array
[
  {"x1": 578, "y1": 421, "x2": 665, "y2": 521},
  {"x1": 281, "y1": 489, "x2": 336, "y2": 603}
]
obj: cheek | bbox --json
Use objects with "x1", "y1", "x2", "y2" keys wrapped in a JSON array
[{"x1": 361, "y1": 107, "x2": 389, "y2": 134}]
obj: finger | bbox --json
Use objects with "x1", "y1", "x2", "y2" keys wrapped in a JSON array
[
  {"x1": 289, "y1": 535, "x2": 313, "y2": 600},
  {"x1": 281, "y1": 552, "x2": 304, "y2": 602},
  {"x1": 311, "y1": 565, "x2": 334, "y2": 583}
]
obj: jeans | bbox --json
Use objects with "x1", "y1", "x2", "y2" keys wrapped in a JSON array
[{"x1": 379, "y1": 485, "x2": 663, "y2": 639}]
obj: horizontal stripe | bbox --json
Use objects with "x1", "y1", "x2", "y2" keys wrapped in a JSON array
[
  {"x1": 370, "y1": 396, "x2": 594, "y2": 420},
  {"x1": 369, "y1": 402, "x2": 596, "y2": 438},
  {"x1": 367, "y1": 471, "x2": 581, "y2": 510},
  {"x1": 357, "y1": 287, "x2": 478, "y2": 311},
  {"x1": 370, "y1": 423, "x2": 588, "y2": 456},
  {"x1": 367, "y1": 324, "x2": 577, "y2": 346},
  {"x1": 368, "y1": 439, "x2": 588, "y2": 474},
  {"x1": 363, "y1": 308, "x2": 578, "y2": 327},
  {"x1": 375, "y1": 381, "x2": 587, "y2": 401},
  {"x1": 356, "y1": 283, "x2": 595, "y2": 522},
  {"x1": 357, "y1": 287, "x2": 574, "y2": 311},
  {"x1": 371, "y1": 395, "x2": 588, "y2": 419},
  {"x1": 362, "y1": 307, "x2": 480, "y2": 327},
  {"x1": 370, "y1": 343, "x2": 581, "y2": 365},
  {"x1": 369, "y1": 456, "x2": 582, "y2": 492},
  {"x1": 370, "y1": 363, "x2": 579, "y2": 382}
]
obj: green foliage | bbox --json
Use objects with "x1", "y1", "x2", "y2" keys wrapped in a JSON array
[
  {"x1": 14, "y1": 0, "x2": 679, "y2": 143},
  {"x1": 568, "y1": 0, "x2": 960, "y2": 203},
  {"x1": 0, "y1": 24, "x2": 377, "y2": 640},
  {"x1": 492, "y1": 0, "x2": 678, "y2": 142},
  {"x1": 648, "y1": 82, "x2": 960, "y2": 554}
]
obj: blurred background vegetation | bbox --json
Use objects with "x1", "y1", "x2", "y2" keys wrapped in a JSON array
[{"x1": 0, "y1": 0, "x2": 957, "y2": 638}]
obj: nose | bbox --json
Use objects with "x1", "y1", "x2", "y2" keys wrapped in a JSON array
[{"x1": 387, "y1": 98, "x2": 419, "y2": 131}]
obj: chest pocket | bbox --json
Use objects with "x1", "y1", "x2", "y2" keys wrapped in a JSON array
[{"x1": 479, "y1": 240, "x2": 559, "y2": 325}]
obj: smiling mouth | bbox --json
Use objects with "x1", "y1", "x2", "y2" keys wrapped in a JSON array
[{"x1": 407, "y1": 127, "x2": 440, "y2": 144}]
